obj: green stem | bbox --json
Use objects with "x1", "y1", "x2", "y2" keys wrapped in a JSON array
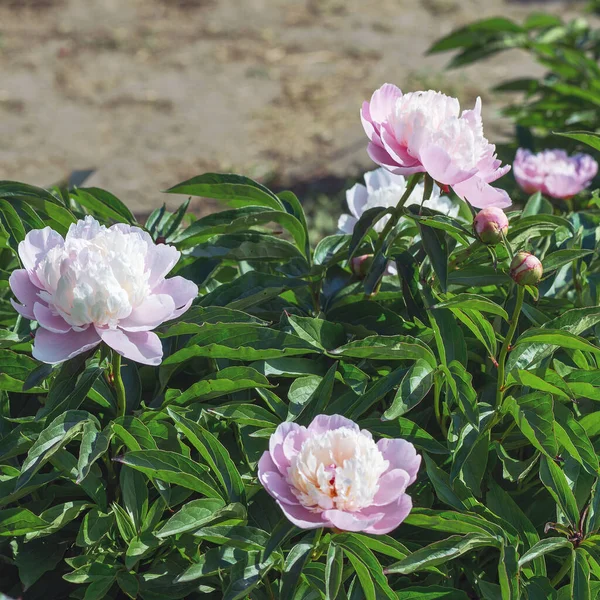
[
  {"x1": 495, "y1": 285, "x2": 525, "y2": 410},
  {"x1": 373, "y1": 173, "x2": 423, "y2": 256},
  {"x1": 112, "y1": 351, "x2": 127, "y2": 418},
  {"x1": 550, "y1": 552, "x2": 572, "y2": 587},
  {"x1": 433, "y1": 373, "x2": 447, "y2": 437}
]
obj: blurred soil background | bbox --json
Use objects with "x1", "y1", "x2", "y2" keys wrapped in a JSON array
[{"x1": 0, "y1": 0, "x2": 590, "y2": 229}]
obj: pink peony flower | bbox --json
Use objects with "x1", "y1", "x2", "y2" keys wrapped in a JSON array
[
  {"x1": 473, "y1": 206, "x2": 509, "y2": 245},
  {"x1": 510, "y1": 251, "x2": 543, "y2": 286},
  {"x1": 258, "y1": 414, "x2": 420, "y2": 535},
  {"x1": 10, "y1": 216, "x2": 198, "y2": 366},
  {"x1": 513, "y1": 148, "x2": 598, "y2": 199},
  {"x1": 361, "y1": 85, "x2": 511, "y2": 209}
]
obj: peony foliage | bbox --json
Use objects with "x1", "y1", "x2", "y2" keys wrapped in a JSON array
[{"x1": 1, "y1": 12, "x2": 600, "y2": 600}]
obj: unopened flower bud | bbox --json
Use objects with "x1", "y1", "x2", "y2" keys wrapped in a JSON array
[
  {"x1": 510, "y1": 251, "x2": 543, "y2": 286},
  {"x1": 350, "y1": 255, "x2": 373, "y2": 278},
  {"x1": 473, "y1": 207, "x2": 509, "y2": 245}
]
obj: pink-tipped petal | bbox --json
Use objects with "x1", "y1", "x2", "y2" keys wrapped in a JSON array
[
  {"x1": 420, "y1": 146, "x2": 476, "y2": 186},
  {"x1": 268, "y1": 421, "x2": 308, "y2": 474},
  {"x1": 368, "y1": 83, "x2": 402, "y2": 123},
  {"x1": 97, "y1": 328, "x2": 163, "y2": 366},
  {"x1": 360, "y1": 101, "x2": 378, "y2": 143},
  {"x1": 377, "y1": 438, "x2": 421, "y2": 485},
  {"x1": 18, "y1": 227, "x2": 63, "y2": 272},
  {"x1": 277, "y1": 501, "x2": 330, "y2": 530},
  {"x1": 33, "y1": 303, "x2": 71, "y2": 333},
  {"x1": 361, "y1": 494, "x2": 413, "y2": 535},
  {"x1": 258, "y1": 457, "x2": 300, "y2": 506},
  {"x1": 146, "y1": 244, "x2": 181, "y2": 289},
  {"x1": 322, "y1": 509, "x2": 380, "y2": 533},
  {"x1": 118, "y1": 294, "x2": 176, "y2": 332},
  {"x1": 308, "y1": 414, "x2": 360, "y2": 435},
  {"x1": 9, "y1": 270, "x2": 40, "y2": 320},
  {"x1": 453, "y1": 176, "x2": 512, "y2": 209},
  {"x1": 372, "y1": 469, "x2": 410, "y2": 506},
  {"x1": 32, "y1": 327, "x2": 101, "y2": 364},
  {"x1": 151, "y1": 276, "x2": 198, "y2": 319}
]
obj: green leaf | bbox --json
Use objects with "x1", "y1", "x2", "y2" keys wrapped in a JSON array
[
  {"x1": 542, "y1": 249, "x2": 594, "y2": 273},
  {"x1": 156, "y1": 498, "x2": 233, "y2": 537},
  {"x1": 504, "y1": 393, "x2": 557, "y2": 457},
  {"x1": 347, "y1": 206, "x2": 390, "y2": 258},
  {"x1": 164, "y1": 367, "x2": 272, "y2": 407},
  {"x1": 77, "y1": 422, "x2": 111, "y2": 482},
  {"x1": 433, "y1": 293, "x2": 509, "y2": 321},
  {"x1": 386, "y1": 534, "x2": 500, "y2": 574},
  {"x1": 168, "y1": 409, "x2": 246, "y2": 503},
  {"x1": 208, "y1": 404, "x2": 281, "y2": 428},
  {"x1": 330, "y1": 334, "x2": 436, "y2": 366},
  {"x1": 17, "y1": 410, "x2": 92, "y2": 489},
  {"x1": 539, "y1": 456, "x2": 580, "y2": 526},
  {"x1": 498, "y1": 544, "x2": 520, "y2": 600},
  {"x1": 325, "y1": 543, "x2": 344, "y2": 600},
  {"x1": 164, "y1": 172, "x2": 284, "y2": 211},
  {"x1": 0, "y1": 508, "x2": 48, "y2": 536},
  {"x1": 361, "y1": 418, "x2": 448, "y2": 455},
  {"x1": 555, "y1": 131, "x2": 600, "y2": 153},
  {"x1": 71, "y1": 187, "x2": 136, "y2": 223},
  {"x1": 395, "y1": 587, "x2": 470, "y2": 599},
  {"x1": 572, "y1": 548, "x2": 591, "y2": 600},
  {"x1": 280, "y1": 542, "x2": 314, "y2": 600},
  {"x1": 518, "y1": 538, "x2": 573, "y2": 568},
  {"x1": 0, "y1": 199, "x2": 26, "y2": 253},
  {"x1": 116, "y1": 450, "x2": 223, "y2": 499},
  {"x1": 383, "y1": 359, "x2": 435, "y2": 419},
  {"x1": 287, "y1": 315, "x2": 346, "y2": 351},
  {"x1": 419, "y1": 223, "x2": 448, "y2": 291},
  {"x1": 514, "y1": 329, "x2": 600, "y2": 357},
  {"x1": 162, "y1": 324, "x2": 320, "y2": 364},
  {"x1": 13, "y1": 537, "x2": 65, "y2": 590}
]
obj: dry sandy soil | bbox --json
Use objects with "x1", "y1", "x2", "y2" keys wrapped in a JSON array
[{"x1": 0, "y1": 0, "x2": 588, "y2": 217}]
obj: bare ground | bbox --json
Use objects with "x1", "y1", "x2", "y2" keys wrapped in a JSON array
[{"x1": 0, "y1": 0, "x2": 587, "y2": 217}]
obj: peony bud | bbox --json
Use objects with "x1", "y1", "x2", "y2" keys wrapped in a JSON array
[
  {"x1": 473, "y1": 207, "x2": 509, "y2": 245},
  {"x1": 350, "y1": 255, "x2": 374, "y2": 278},
  {"x1": 510, "y1": 251, "x2": 543, "y2": 286}
]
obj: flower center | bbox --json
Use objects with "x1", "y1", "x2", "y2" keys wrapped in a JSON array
[
  {"x1": 287, "y1": 428, "x2": 388, "y2": 512},
  {"x1": 36, "y1": 217, "x2": 151, "y2": 329}
]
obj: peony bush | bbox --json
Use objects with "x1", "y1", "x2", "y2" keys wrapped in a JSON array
[{"x1": 1, "y1": 15, "x2": 600, "y2": 600}]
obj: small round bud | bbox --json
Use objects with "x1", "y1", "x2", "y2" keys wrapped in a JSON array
[
  {"x1": 350, "y1": 255, "x2": 373, "y2": 278},
  {"x1": 473, "y1": 207, "x2": 509, "y2": 245},
  {"x1": 510, "y1": 251, "x2": 543, "y2": 286}
]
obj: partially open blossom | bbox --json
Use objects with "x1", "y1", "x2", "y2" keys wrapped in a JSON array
[
  {"x1": 510, "y1": 251, "x2": 543, "y2": 286},
  {"x1": 258, "y1": 414, "x2": 420, "y2": 534},
  {"x1": 473, "y1": 206, "x2": 509, "y2": 245},
  {"x1": 10, "y1": 216, "x2": 198, "y2": 366},
  {"x1": 338, "y1": 167, "x2": 456, "y2": 235},
  {"x1": 350, "y1": 255, "x2": 374, "y2": 278},
  {"x1": 361, "y1": 85, "x2": 511, "y2": 209},
  {"x1": 339, "y1": 167, "x2": 457, "y2": 276},
  {"x1": 513, "y1": 148, "x2": 598, "y2": 199}
]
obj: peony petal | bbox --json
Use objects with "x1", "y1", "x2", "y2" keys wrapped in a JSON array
[
  {"x1": 308, "y1": 414, "x2": 360, "y2": 435},
  {"x1": 18, "y1": 227, "x2": 64, "y2": 273},
  {"x1": 146, "y1": 244, "x2": 181, "y2": 289},
  {"x1": 118, "y1": 294, "x2": 176, "y2": 332},
  {"x1": 151, "y1": 276, "x2": 198, "y2": 319},
  {"x1": 419, "y1": 145, "x2": 476, "y2": 186},
  {"x1": 453, "y1": 176, "x2": 512, "y2": 209},
  {"x1": 33, "y1": 303, "x2": 71, "y2": 333},
  {"x1": 367, "y1": 142, "x2": 405, "y2": 173},
  {"x1": 346, "y1": 183, "x2": 369, "y2": 219},
  {"x1": 337, "y1": 214, "x2": 358, "y2": 234},
  {"x1": 363, "y1": 168, "x2": 406, "y2": 194},
  {"x1": 258, "y1": 457, "x2": 300, "y2": 506},
  {"x1": 372, "y1": 469, "x2": 410, "y2": 506},
  {"x1": 360, "y1": 101, "x2": 378, "y2": 143},
  {"x1": 277, "y1": 501, "x2": 330, "y2": 530},
  {"x1": 97, "y1": 328, "x2": 163, "y2": 366},
  {"x1": 110, "y1": 223, "x2": 154, "y2": 245},
  {"x1": 322, "y1": 509, "x2": 380, "y2": 533},
  {"x1": 377, "y1": 438, "x2": 421, "y2": 485},
  {"x1": 269, "y1": 421, "x2": 308, "y2": 474},
  {"x1": 9, "y1": 269, "x2": 40, "y2": 320},
  {"x1": 32, "y1": 327, "x2": 101, "y2": 364},
  {"x1": 361, "y1": 494, "x2": 413, "y2": 535},
  {"x1": 368, "y1": 83, "x2": 402, "y2": 124},
  {"x1": 544, "y1": 174, "x2": 584, "y2": 200}
]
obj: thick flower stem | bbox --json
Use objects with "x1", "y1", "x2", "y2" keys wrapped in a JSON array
[
  {"x1": 373, "y1": 173, "x2": 423, "y2": 256},
  {"x1": 495, "y1": 285, "x2": 525, "y2": 410},
  {"x1": 112, "y1": 351, "x2": 127, "y2": 418}
]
